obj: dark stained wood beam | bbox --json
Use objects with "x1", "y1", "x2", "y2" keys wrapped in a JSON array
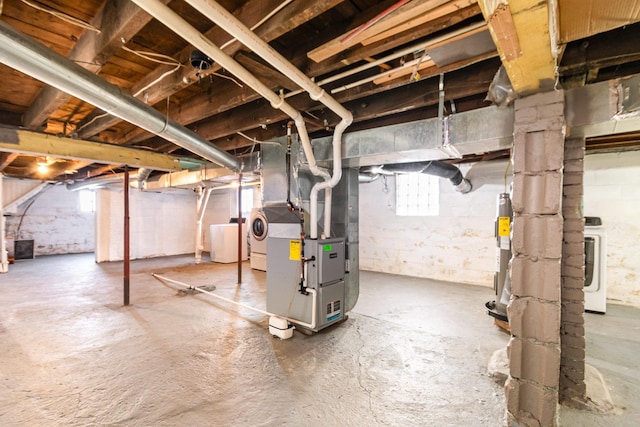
[
  {"x1": 23, "y1": 0, "x2": 171, "y2": 129},
  {"x1": 78, "y1": 0, "x2": 345, "y2": 139},
  {"x1": 559, "y1": 22, "x2": 640, "y2": 88}
]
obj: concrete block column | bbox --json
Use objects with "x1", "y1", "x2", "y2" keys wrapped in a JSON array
[
  {"x1": 507, "y1": 90, "x2": 565, "y2": 426},
  {"x1": 560, "y1": 137, "x2": 586, "y2": 403}
]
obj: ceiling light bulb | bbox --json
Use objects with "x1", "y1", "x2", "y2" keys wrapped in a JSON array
[{"x1": 37, "y1": 163, "x2": 49, "y2": 174}]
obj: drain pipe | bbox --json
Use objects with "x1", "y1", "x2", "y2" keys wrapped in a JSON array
[
  {"x1": 182, "y1": 0, "x2": 353, "y2": 239},
  {"x1": 152, "y1": 273, "x2": 317, "y2": 330},
  {"x1": 195, "y1": 186, "x2": 213, "y2": 265},
  {"x1": 0, "y1": 21, "x2": 239, "y2": 172},
  {"x1": 130, "y1": 0, "x2": 330, "y2": 217}
]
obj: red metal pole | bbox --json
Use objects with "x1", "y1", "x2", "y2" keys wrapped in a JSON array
[
  {"x1": 124, "y1": 165, "x2": 130, "y2": 305},
  {"x1": 237, "y1": 172, "x2": 242, "y2": 284}
]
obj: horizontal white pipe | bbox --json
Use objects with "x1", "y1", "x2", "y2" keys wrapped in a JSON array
[
  {"x1": 130, "y1": 0, "x2": 329, "y2": 191},
  {"x1": 152, "y1": 273, "x2": 317, "y2": 330}
]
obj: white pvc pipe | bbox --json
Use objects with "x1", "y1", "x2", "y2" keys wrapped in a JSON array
[
  {"x1": 131, "y1": 0, "x2": 330, "y2": 213},
  {"x1": 183, "y1": 0, "x2": 353, "y2": 239},
  {"x1": 152, "y1": 273, "x2": 317, "y2": 330},
  {"x1": 194, "y1": 187, "x2": 212, "y2": 264}
]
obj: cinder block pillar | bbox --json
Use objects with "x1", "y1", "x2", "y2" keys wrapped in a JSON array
[
  {"x1": 560, "y1": 137, "x2": 586, "y2": 403},
  {"x1": 507, "y1": 90, "x2": 565, "y2": 426}
]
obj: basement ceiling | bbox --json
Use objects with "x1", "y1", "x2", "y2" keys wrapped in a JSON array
[{"x1": 1, "y1": 0, "x2": 640, "y2": 182}]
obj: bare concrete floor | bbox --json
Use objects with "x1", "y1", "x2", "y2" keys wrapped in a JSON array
[{"x1": 0, "y1": 254, "x2": 637, "y2": 426}]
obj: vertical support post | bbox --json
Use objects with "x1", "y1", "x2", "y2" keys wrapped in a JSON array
[
  {"x1": 237, "y1": 172, "x2": 242, "y2": 284},
  {"x1": 124, "y1": 165, "x2": 130, "y2": 306},
  {"x1": 0, "y1": 174, "x2": 8, "y2": 273},
  {"x1": 507, "y1": 90, "x2": 565, "y2": 426}
]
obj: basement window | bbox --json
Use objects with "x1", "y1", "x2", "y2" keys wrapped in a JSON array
[
  {"x1": 79, "y1": 190, "x2": 96, "y2": 213},
  {"x1": 395, "y1": 174, "x2": 439, "y2": 216}
]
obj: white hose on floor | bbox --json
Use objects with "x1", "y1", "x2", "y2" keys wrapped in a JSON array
[{"x1": 151, "y1": 273, "x2": 317, "y2": 330}]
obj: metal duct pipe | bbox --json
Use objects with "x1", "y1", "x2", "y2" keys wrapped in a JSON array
[
  {"x1": 358, "y1": 173, "x2": 380, "y2": 183},
  {"x1": 183, "y1": 0, "x2": 353, "y2": 239},
  {"x1": 130, "y1": 0, "x2": 331, "y2": 238},
  {"x1": 0, "y1": 21, "x2": 239, "y2": 172},
  {"x1": 362, "y1": 160, "x2": 472, "y2": 193},
  {"x1": 66, "y1": 172, "x2": 138, "y2": 191},
  {"x1": 137, "y1": 168, "x2": 153, "y2": 190}
]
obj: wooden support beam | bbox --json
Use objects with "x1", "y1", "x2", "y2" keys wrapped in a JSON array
[
  {"x1": 0, "y1": 128, "x2": 184, "y2": 171},
  {"x1": 479, "y1": 0, "x2": 555, "y2": 94},
  {"x1": 23, "y1": 0, "x2": 170, "y2": 129}
]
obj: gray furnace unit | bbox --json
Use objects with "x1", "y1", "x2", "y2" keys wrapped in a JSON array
[{"x1": 267, "y1": 236, "x2": 346, "y2": 332}]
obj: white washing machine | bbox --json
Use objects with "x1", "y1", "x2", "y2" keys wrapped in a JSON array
[
  {"x1": 584, "y1": 217, "x2": 607, "y2": 313},
  {"x1": 250, "y1": 208, "x2": 267, "y2": 271}
]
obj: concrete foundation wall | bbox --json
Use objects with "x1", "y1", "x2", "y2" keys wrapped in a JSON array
[
  {"x1": 359, "y1": 159, "x2": 511, "y2": 286},
  {"x1": 4, "y1": 184, "x2": 94, "y2": 256}
]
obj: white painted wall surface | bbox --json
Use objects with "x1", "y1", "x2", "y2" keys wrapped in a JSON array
[
  {"x1": 4, "y1": 183, "x2": 94, "y2": 256},
  {"x1": 359, "y1": 160, "x2": 509, "y2": 287},
  {"x1": 95, "y1": 188, "x2": 196, "y2": 262},
  {"x1": 360, "y1": 153, "x2": 640, "y2": 308},
  {"x1": 584, "y1": 151, "x2": 640, "y2": 307}
]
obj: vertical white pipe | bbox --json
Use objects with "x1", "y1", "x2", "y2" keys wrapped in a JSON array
[
  {"x1": 182, "y1": 0, "x2": 353, "y2": 239},
  {"x1": 195, "y1": 187, "x2": 212, "y2": 264},
  {"x1": 0, "y1": 174, "x2": 8, "y2": 273}
]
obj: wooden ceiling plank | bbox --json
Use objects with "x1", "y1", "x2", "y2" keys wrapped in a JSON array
[
  {"x1": 308, "y1": 0, "x2": 452, "y2": 63},
  {"x1": 22, "y1": 0, "x2": 170, "y2": 130},
  {"x1": 361, "y1": 0, "x2": 478, "y2": 46},
  {"x1": 303, "y1": 5, "x2": 482, "y2": 78},
  {"x1": 78, "y1": 0, "x2": 344, "y2": 140}
]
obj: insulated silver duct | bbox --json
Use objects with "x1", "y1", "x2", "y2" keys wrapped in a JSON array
[
  {"x1": 0, "y1": 21, "x2": 240, "y2": 172},
  {"x1": 362, "y1": 160, "x2": 472, "y2": 193}
]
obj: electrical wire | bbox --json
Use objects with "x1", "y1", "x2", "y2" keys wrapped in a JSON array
[
  {"x1": 219, "y1": 0, "x2": 293, "y2": 50},
  {"x1": 20, "y1": 0, "x2": 100, "y2": 33},
  {"x1": 121, "y1": 45, "x2": 183, "y2": 67}
]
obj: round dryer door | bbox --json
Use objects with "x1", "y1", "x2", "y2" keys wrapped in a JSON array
[{"x1": 251, "y1": 214, "x2": 267, "y2": 241}]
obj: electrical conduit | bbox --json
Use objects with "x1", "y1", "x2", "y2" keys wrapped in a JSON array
[{"x1": 182, "y1": 0, "x2": 353, "y2": 239}]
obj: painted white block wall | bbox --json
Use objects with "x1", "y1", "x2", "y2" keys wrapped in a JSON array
[
  {"x1": 360, "y1": 153, "x2": 640, "y2": 308},
  {"x1": 3, "y1": 183, "x2": 94, "y2": 256},
  {"x1": 584, "y1": 151, "x2": 640, "y2": 307},
  {"x1": 359, "y1": 160, "x2": 509, "y2": 287},
  {"x1": 95, "y1": 188, "x2": 197, "y2": 262}
]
